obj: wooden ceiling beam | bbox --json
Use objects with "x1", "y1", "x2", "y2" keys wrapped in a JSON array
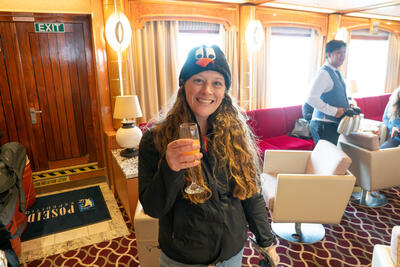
[
  {"x1": 338, "y1": 1, "x2": 400, "y2": 14},
  {"x1": 242, "y1": 0, "x2": 274, "y2": 5}
]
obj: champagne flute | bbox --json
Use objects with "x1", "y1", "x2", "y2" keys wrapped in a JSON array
[{"x1": 179, "y1": 123, "x2": 205, "y2": 194}]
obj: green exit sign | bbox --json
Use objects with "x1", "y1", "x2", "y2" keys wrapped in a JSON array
[{"x1": 34, "y1": 22, "x2": 65, "y2": 33}]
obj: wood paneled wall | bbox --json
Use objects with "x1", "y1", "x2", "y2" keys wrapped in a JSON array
[
  {"x1": 256, "y1": 6, "x2": 329, "y2": 37},
  {"x1": 341, "y1": 16, "x2": 400, "y2": 35},
  {"x1": 128, "y1": 0, "x2": 239, "y2": 30}
]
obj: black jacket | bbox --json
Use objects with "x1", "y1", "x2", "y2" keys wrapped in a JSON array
[{"x1": 138, "y1": 129, "x2": 275, "y2": 265}]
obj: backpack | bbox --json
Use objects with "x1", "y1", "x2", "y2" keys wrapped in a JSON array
[
  {"x1": 290, "y1": 118, "x2": 312, "y2": 139},
  {"x1": 0, "y1": 142, "x2": 27, "y2": 239}
]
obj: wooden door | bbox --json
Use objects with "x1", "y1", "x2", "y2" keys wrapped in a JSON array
[
  {"x1": 0, "y1": 21, "x2": 29, "y2": 147},
  {"x1": 0, "y1": 14, "x2": 103, "y2": 171}
]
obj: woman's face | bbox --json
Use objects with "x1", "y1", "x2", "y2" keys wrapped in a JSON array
[{"x1": 184, "y1": 71, "x2": 225, "y2": 122}]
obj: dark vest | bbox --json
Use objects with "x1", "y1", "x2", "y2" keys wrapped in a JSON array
[{"x1": 314, "y1": 65, "x2": 349, "y2": 123}]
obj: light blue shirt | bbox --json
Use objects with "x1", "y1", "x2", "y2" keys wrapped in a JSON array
[{"x1": 382, "y1": 102, "x2": 400, "y2": 141}]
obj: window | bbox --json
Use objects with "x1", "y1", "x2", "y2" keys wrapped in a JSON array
[
  {"x1": 346, "y1": 29, "x2": 389, "y2": 97},
  {"x1": 269, "y1": 27, "x2": 320, "y2": 107},
  {"x1": 177, "y1": 21, "x2": 223, "y2": 70}
]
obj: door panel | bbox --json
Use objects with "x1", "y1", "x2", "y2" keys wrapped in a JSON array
[
  {"x1": 0, "y1": 15, "x2": 102, "y2": 172},
  {"x1": 0, "y1": 22, "x2": 33, "y2": 156},
  {"x1": 0, "y1": 32, "x2": 18, "y2": 143}
]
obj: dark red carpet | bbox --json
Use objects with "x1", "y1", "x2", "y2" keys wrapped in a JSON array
[{"x1": 25, "y1": 187, "x2": 400, "y2": 267}]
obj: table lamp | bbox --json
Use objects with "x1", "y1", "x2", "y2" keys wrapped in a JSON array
[{"x1": 113, "y1": 95, "x2": 143, "y2": 158}]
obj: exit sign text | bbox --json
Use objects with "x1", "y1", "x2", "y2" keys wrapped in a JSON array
[{"x1": 34, "y1": 22, "x2": 65, "y2": 33}]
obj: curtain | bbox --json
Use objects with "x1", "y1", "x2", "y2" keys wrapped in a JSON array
[
  {"x1": 341, "y1": 28, "x2": 351, "y2": 79},
  {"x1": 131, "y1": 21, "x2": 179, "y2": 122},
  {"x1": 309, "y1": 30, "x2": 324, "y2": 83},
  {"x1": 250, "y1": 26, "x2": 272, "y2": 109},
  {"x1": 221, "y1": 26, "x2": 239, "y2": 101},
  {"x1": 385, "y1": 33, "x2": 400, "y2": 93}
]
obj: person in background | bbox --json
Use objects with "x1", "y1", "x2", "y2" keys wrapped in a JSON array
[
  {"x1": 138, "y1": 45, "x2": 277, "y2": 267},
  {"x1": 381, "y1": 87, "x2": 400, "y2": 149},
  {"x1": 306, "y1": 40, "x2": 349, "y2": 145}
]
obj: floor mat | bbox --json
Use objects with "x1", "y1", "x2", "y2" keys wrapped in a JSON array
[{"x1": 21, "y1": 186, "x2": 110, "y2": 241}]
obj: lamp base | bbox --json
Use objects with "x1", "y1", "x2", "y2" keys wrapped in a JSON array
[{"x1": 120, "y1": 147, "x2": 139, "y2": 158}]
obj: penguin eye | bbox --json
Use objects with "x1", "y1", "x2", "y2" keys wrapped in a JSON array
[
  {"x1": 205, "y1": 47, "x2": 216, "y2": 59},
  {"x1": 195, "y1": 48, "x2": 204, "y2": 59}
]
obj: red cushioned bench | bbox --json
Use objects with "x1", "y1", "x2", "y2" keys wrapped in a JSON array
[
  {"x1": 245, "y1": 93, "x2": 391, "y2": 157},
  {"x1": 246, "y1": 105, "x2": 314, "y2": 156}
]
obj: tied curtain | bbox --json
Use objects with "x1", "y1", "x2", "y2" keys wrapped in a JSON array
[
  {"x1": 221, "y1": 26, "x2": 239, "y2": 102},
  {"x1": 130, "y1": 21, "x2": 179, "y2": 122},
  {"x1": 251, "y1": 26, "x2": 272, "y2": 109},
  {"x1": 385, "y1": 33, "x2": 400, "y2": 93}
]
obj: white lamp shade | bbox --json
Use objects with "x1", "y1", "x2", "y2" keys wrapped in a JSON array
[
  {"x1": 116, "y1": 126, "x2": 142, "y2": 149},
  {"x1": 113, "y1": 95, "x2": 142, "y2": 119}
]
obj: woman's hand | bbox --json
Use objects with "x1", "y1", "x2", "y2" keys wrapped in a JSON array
[
  {"x1": 391, "y1": 127, "x2": 399, "y2": 138},
  {"x1": 266, "y1": 245, "x2": 278, "y2": 266},
  {"x1": 261, "y1": 245, "x2": 278, "y2": 266},
  {"x1": 166, "y1": 139, "x2": 202, "y2": 172}
]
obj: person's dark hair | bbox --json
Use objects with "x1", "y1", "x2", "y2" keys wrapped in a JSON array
[{"x1": 325, "y1": 40, "x2": 346, "y2": 55}]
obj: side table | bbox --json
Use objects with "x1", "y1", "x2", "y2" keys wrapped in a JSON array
[{"x1": 111, "y1": 149, "x2": 139, "y2": 223}]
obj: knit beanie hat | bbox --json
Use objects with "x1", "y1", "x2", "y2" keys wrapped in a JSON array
[{"x1": 179, "y1": 45, "x2": 232, "y2": 90}]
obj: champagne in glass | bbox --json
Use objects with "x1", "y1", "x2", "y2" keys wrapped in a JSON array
[{"x1": 179, "y1": 123, "x2": 205, "y2": 194}]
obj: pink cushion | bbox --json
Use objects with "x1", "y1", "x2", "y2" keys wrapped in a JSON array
[
  {"x1": 284, "y1": 105, "x2": 303, "y2": 133},
  {"x1": 254, "y1": 107, "x2": 287, "y2": 138},
  {"x1": 258, "y1": 140, "x2": 280, "y2": 151},
  {"x1": 306, "y1": 140, "x2": 352, "y2": 175},
  {"x1": 265, "y1": 135, "x2": 314, "y2": 150},
  {"x1": 355, "y1": 94, "x2": 390, "y2": 120}
]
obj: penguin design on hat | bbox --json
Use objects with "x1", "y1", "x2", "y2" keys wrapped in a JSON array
[
  {"x1": 179, "y1": 45, "x2": 232, "y2": 90},
  {"x1": 194, "y1": 46, "x2": 216, "y2": 67}
]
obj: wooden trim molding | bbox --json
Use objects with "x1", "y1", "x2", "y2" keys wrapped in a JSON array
[
  {"x1": 255, "y1": 7, "x2": 328, "y2": 36},
  {"x1": 342, "y1": 16, "x2": 400, "y2": 36},
  {"x1": 128, "y1": 0, "x2": 239, "y2": 31}
]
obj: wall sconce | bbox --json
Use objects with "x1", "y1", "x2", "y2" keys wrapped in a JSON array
[
  {"x1": 105, "y1": 10, "x2": 132, "y2": 96},
  {"x1": 113, "y1": 95, "x2": 143, "y2": 158},
  {"x1": 105, "y1": 11, "x2": 132, "y2": 52},
  {"x1": 245, "y1": 20, "x2": 264, "y2": 52}
]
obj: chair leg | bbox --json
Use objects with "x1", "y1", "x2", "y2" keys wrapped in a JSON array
[
  {"x1": 271, "y1": 222, "x2": 325, "y2": 244},
  {"x1": 351, "y1": 188, "x2": 387, "y2": 207}
]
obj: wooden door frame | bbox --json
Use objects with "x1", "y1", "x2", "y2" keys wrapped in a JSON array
[{"x1": 0, "y1": 12, "x2": 106, "y2": 171}]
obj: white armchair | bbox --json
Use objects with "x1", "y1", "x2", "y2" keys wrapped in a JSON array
[
  {"x1": 372, "y1": 226, "x2": 400, "y2": 267},
  {"x1": 338, "y1": 132, "x2": 400, "y2": 207},
  {"x1": 261, "y1": 140, "x2": 356, "y2": 244}
]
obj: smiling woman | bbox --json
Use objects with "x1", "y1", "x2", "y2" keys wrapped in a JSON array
[{"x1": 138, "y1": 44, "x2": 278, "y2": 266}]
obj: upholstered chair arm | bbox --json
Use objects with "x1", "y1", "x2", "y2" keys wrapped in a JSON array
[
  {"x1": 372, "y1": 245, "x2": 396, "y2": 267},
  {"x1": 263, "y1": 150, "x2": 311, "y2": 174}
]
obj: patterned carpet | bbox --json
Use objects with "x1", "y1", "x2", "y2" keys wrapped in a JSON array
[{"x1": 24, "y1": 187, "x2": 400, "y2": 267}]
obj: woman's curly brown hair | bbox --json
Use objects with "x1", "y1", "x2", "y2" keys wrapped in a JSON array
[{"x1": 152, "y1": 85, "x2": 261, "y2": 204}]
